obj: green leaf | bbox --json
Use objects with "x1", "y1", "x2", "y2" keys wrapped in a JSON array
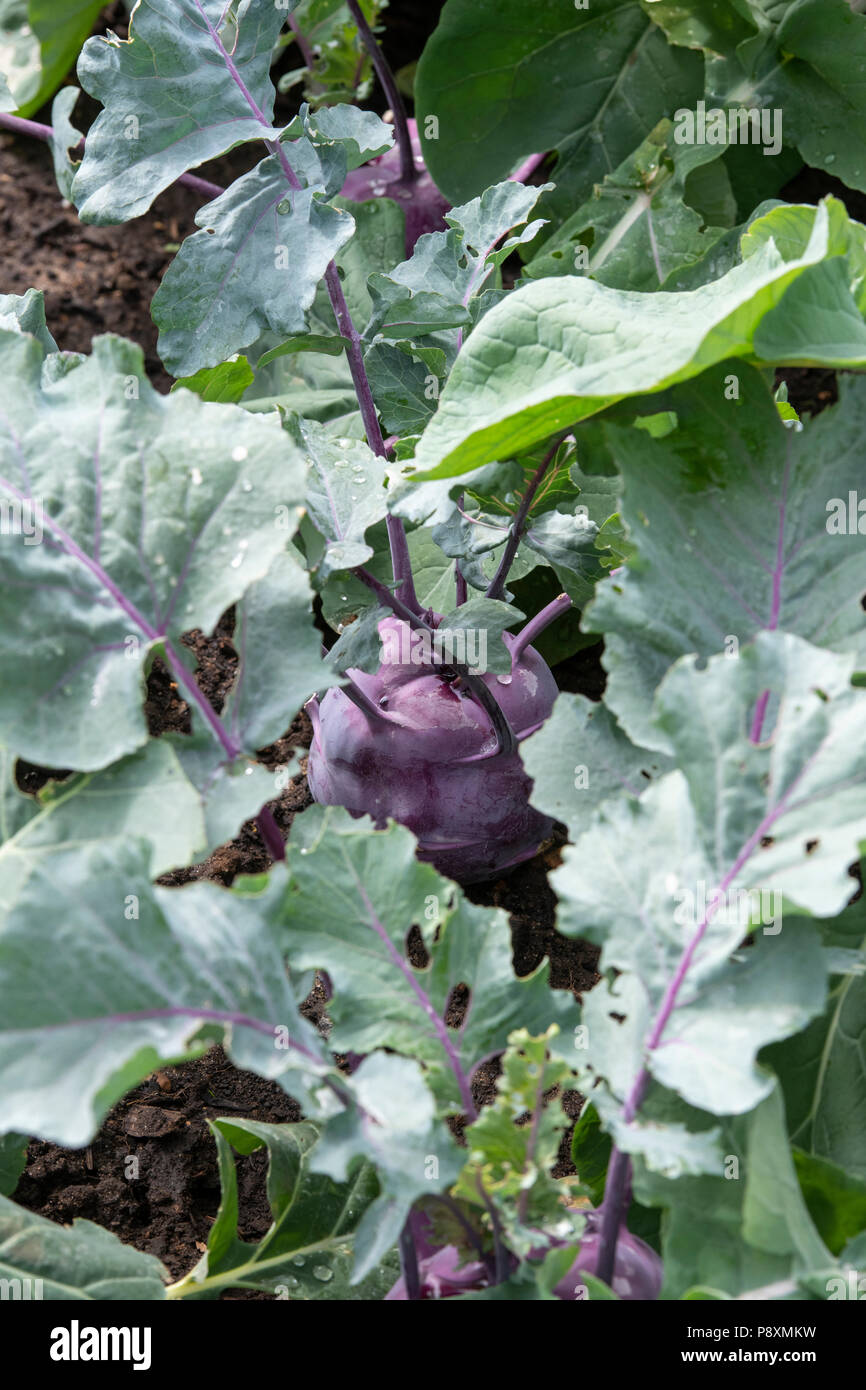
[
  {"x1": 524, "y1": 117, "x2": 731, "y2": 290},
  {"x1": 0, "y1": 842, "x2": 333, "y2": 1145},
  {"x1": 635, "y1": 1085, "x2": 832, "y2": 1298},
  {"x1": 766, "y1": 882, "x2": 866, "y2": 1180},
  {"x1": 411, "y1": 199, "x2": 866, "y2": 479},
  {"x1": 365, "y1": 180, "x2": 549, "y2": 343},
  {"x1": 0, "y1": 740, "x2": 205, "y2": 911},
  {"x1": 283, "y1": 807, "x2": 577, "y2": 1112},
  {"x1": 72, "y1": 0, "x2": 288, "y2": 222},
  {"x1": 555, "y1": 633, "x2": 866, "y2": 1123},
  {"x1": 152, "y1": 153, "x2": 355, "y2": 377},
  {"x1": 172, "y1": 358, "x2": 255, "y2": 404},
  {"x1": 309, "y1": 1050, "x2": 464, "y2": 1281},
  {"x1": 258, "y1": 336, "x2": 349, "y2": 369},
  {"x1": 221, "y1": 552, "x2": 337, "y2": 751},
  {"x1": 454, "y1": 1029, "x2": 582, "y2": 1244},
  {"x1": 0, "y1": 1132, "x2": 27, "y2": 1196},
  {"x1": 363, "y1": 341, "x2": 440, "y2": 436},
  {"x1": 523, "y1": 693, "x2": 670, "y2": 842},
  {"x1": 171, "y1": 1119, "x2": 398, "y2": 1299},
  {"x1": 0, "y1": 0, "x2": 103, "y2": 118},
  {"x1": 0, "y1": 1193, "x2": 168, "y2": 1298},
  {"x1": 0, "y1": 287, "x2": 57, "y2": 352},
  {"x1": 284, "y1": 414, "x2": 387, "y2": 577},
  {"x1": 415, "y1": 0, "x2": 701, "y2": 218},
  {"x1": 586, "y1": 365, "x2": 866, "y2": 749},
  {"x1": 0, "y1": 331, "x2": 305, "y2": 770},
  {"x1": 434, "y1": 597, "x2": 524, "y2": 675},
  {"x1": 792, "y1": 1149, "x2": 866, "y2": 1256},
  {"x1": 49, "y1": 85, "x2": 84, "y2": 201},
  {"x1": 648, "y1": 0, "x2": 866, "y2": 199},
  {"x1": 522, "y1": 508, "x2": 601, "y2": 605}
]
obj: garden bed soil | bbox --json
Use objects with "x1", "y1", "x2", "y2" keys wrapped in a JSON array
[{"x1": 0, "y1": 2, "x2": 850, "y2": 1295}]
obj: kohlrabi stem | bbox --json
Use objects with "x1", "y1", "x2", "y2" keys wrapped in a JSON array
[
  {"x1": 287, "y1": 14, "x2": 316, "y2": 73},
  {"x1": 455, "y1": 494, "x2": 468, "y2": 606},
  {"x1": 323, "y1": 263, "x2": 421, "y2": 613},
  {"x1": 475, "y1": 1173, "x2": 511, "y2": 1284},
  {"x1": 345, "y1": 0, "x2": 418, "y2": 186},
  {"x1": 486, "y1": 435, "x2": 568, "y2": 601},
  {"x1": 0, "y1": 111, "x2": 225, "y2": 200},
  {"x1": 354, "y1": 566, "x2": 517, "y2": 757},
  {"x1": 256, "y1": 805, "x2": 286, "y2": 861},
  {"x1": 510, "y1": 593, "x2": 571, "y2": 668},
  {"x1": 399, "y1": 1221, "x2": 422, "y2": 1300}
]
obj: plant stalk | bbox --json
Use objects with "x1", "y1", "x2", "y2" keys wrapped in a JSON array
[
  {"x1": 486, "y1": 434, "x2": 569, "y2": 601},
  {"x1": 399, "y1": 1220, "x2": 422, "y2": 1300},
  {"x1": 345, "y1": 0, "x2": 418, "y2": 186},
  {"x1": 510, "y1": 593, "x2": 571, "y2": 667}
]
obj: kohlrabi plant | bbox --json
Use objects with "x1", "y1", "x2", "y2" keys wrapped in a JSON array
[{"x1": 1, "y1": 0, "x2": 866, "y2": 1319}]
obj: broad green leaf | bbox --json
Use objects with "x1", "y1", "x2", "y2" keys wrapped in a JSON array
[
  {"x1": 647, "y1": 0, "x2": 866, "y2": 198},
  {"x1": 411, "y1": 200, "x2": 866, "y2": 478},
  {"x1": 173, "y1": 357, "x2": 255, "y2": 404},
  {"x1": 766, "y1": 883, "x2": 866, "y2": 1180},
  {"x1": 0, "y1": 1194, "x2": 167, "y2": 1299},
  {"x1": 523, "y1": 693, "x2": 670, "y2": 842},
  {"x1": 0, "y1": 331, "x2": 305, "y2": 770},
  {"x1": 0, "y1": 0, "x2": 102, "y2": 117},
  {"x1": 0, "y1": 1132, "x2": 26, "y2": 1196},
  {"x1": 415, "y1": 0, "x2": 701, "y2": 219},
  {"x1": 283, "y1": 808, "x2": 577, "y2": 1112},
  {"x1": 221, "y1": 552, "x2": 337, "y2": 750},
  {"x1": 171, "y1": 1119, "x2": 398, "y2": 1300},
  {"x1": 0, "y1": 842, "x2": 332, "y2": 1145},
  {"x1": 636, "y1": 1085, "x2": 832, "y2": 1298},
  {"x1": 309, "y1": 1050, "x2": 464, "y2": 1281},
  {"x1": 555, "y1": 634, "x2": 866, "y2": 1121},
  {"x1": 152, "y1": 153, "x2": 355, "y2": 377},
  {"x1": 284, "y1": 414, "x2": 387, "y2": 577},
  {"x1": 587, "y1": 366, "x2": 866, "y2": 749},
  {"x1": 73, "y1": 0, "x2": 288, "y2": 222},
  {"x1": 524, "y1": 117, "x2": 732, "y2": 290},
  {"x1": 0, "y1": 740, "x2": 206, "y2": 911}
]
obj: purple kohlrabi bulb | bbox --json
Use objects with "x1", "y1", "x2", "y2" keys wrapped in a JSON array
[{"x1": 306, "y1": 615, "x2": 557, "y2": 883}]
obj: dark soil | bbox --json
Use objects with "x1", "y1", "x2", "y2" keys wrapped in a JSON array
[{"x1": 3, "y1": 1, "x2": 852, "y2": 1295}]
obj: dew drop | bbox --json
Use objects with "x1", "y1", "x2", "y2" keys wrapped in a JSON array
[
  {"x1": 241, "y1": 480, "x2": 253, "y2": 493},
  {"x1": 232, "y1": 445, "x2": 249, "y2": 462},
  {"x1": 826, "y1": 153, "x2": 836, "y2": 165},
  {"x1": 230, "y1": 553, "x2": 244, "y2": 569},
  {"x1": 312, "y1": 1266, "x2": 334, "y2": 1282},
  {"x1": 190, "y1": 467, "x2": 203, "y2": 486},
  {"x1": 283, "y1": 1276, "x2": 299, "y2": 1288},
  {"x1": 340, "y1": 594, "x2": 348, "y2": 601},
  {"x1": 277, "y1": 198, "x2": 292, "y2": 215},
  {"x1": 496, "y1": 673, "x2": 513, "y2": 686},
  {"x1": 291, "y1": 1255, "x2": 306, "y2": 1267}
]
